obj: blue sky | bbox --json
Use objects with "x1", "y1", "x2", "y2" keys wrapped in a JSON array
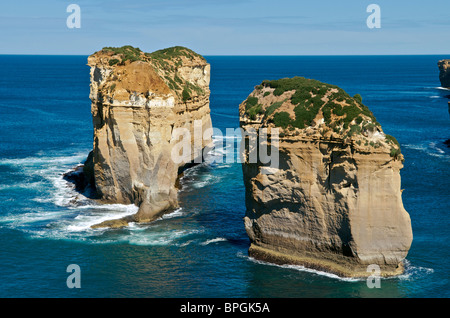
[{"x1": 1, "y1": 0, "x2": 450, "y2": 55}]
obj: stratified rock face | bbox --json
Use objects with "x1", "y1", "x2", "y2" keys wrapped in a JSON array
[
  {"x1": 239, "y1": 77, "x2": 413, "y2": 277},
  {"x1": 438, "y1": 59, "x2": 450, "y2": 88},
  {"x1": 87, "y1": 46, "x2": 213, "y2": 225}
]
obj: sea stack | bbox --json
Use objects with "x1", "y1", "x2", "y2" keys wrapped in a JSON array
[
  {"x1": 438, "y1": 59, "x2": 450, "y2": 88},
  {"x1": 437, "y1": 59, "x2": 450, "y2": 122},
  {"x1": 84, "y1": 46, "x2": 213, "y2": 227},
  {"x1": 239, "y1": 77, "x2": 413, "y2": 277}
]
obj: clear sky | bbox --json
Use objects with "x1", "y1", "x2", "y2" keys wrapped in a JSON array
[{"x1": 1, "y1": 0, "x2": 450, "y2": 55}]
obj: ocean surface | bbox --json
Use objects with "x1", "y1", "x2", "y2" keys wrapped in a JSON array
[{"x1": 0, "y1": 55, "x2": 448, "y2": 298}]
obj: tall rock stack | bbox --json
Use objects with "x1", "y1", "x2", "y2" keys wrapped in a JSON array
[
  {"x1": 85, "y1": 46, "x2": 213, "y2": 227},
  {"x1": 438, "y1": 59, "x2": 450, "y2": 120},
  {"x1": 438, "y1": 59, "x2": 450, "y2": 89},
  {"x1": 239, "y1": 77, "x2": 413, "y2": 277}
]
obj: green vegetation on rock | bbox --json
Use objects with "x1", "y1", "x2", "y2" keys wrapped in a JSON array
[
  {"x1": 390, "y1": 147, "x2": 401, "y2": 159},
  {"x1": 253, "y1": 76, "x2": 380, "y2": 134},
  {"x1": 247, "y1": 104, "x2": 264, "y2": 120},
  {"x1": 265, "y1": 100, "x2": 285, "y2": 117},
  {"x1": 245, "y1": 96, "x2": 259, "y2": 110},
  {"x1": 182, "y1": 87, "x2": 191, "y2": 102},
  {"x1": 165, "y1": 76, "x2": 180, "y2": 91},
  {"x1": 185, "y1": 81, "x2": 204, "y2": 95},
  {"x1": 146, "y1": 47, "x2": 206, "y2": 98},
  {"x1": 353, "y1": 94, "x2": 362, "y2": 103},
  {"x1": 103, "y1": 45, "x2": 143, "y2": 64},
  {"x1": 272, "y1": 112, "x2": 292, "y2": 129},
  {"x1": 347, "y1": 124, "x2": 362, "y2": 137},
  {"x1": 385, "y1": 134, "x2": 402, "y2": 158},
  {"x1": 385, "y1": 134, "x2": 400, "y2": 148},
  {"x1": 174, "y1": 75, "x2": 183, "y2": 84},
  {"x1": 100, "y1": 45, "x2": 208, "y2": 103},
  {"x1": 147, "y1": 46, "x2": 205, "y2": 62},
  {"x1": 108, "y1": 59, "x2": 120, "y2": 66},
  {"x1": 180, "y1": 81, "x2": 204, "y2": 102}
]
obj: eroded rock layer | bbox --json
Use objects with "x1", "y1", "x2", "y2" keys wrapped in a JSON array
[
  {"x1": 239, "y1": 77, "x2": 413, "y2": 277},
  {"x1": 86, "y1": 46, "x2": 213, "y2": 227}
]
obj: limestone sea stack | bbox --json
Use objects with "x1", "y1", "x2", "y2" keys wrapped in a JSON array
[
  {"x1": 84, "y1": 46, "x2": 213, "y2": 227},
  {"x1": 239, "y1": 77, "x2": 413, "y2": 277},
  {"x1": 437, "y1": 59, "x2": 450, "y2": 122},
  {"x1": 438, "y1": 59, "x2": 450, "y2": 88}
]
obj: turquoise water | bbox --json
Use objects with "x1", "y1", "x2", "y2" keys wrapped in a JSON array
[{"x1": 0, "y1": 55, "x2": 448, "y2": 298}]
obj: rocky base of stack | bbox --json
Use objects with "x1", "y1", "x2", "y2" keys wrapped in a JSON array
[{"x1": 248, "y1": 244, "x2": 404, "y2": 278}]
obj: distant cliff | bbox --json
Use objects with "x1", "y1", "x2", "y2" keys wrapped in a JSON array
[
  {"x1": 438, "y1": 59, "x2": 450, "y2": 88},
  {"x1": 82, "y1": 46, "x2": 213, "y2": 227},
  {"x1": 239, "y1": 77, "x2": 413, "y2": 277}
]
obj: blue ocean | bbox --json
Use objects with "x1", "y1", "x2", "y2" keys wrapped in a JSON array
[{"x1": 0, "y1": 55, "x2": 448, "y2": 298}]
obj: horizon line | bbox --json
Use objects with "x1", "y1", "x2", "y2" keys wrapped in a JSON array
[{"x1": 0, "y1": 53, "x2": 449, "y2": 57}]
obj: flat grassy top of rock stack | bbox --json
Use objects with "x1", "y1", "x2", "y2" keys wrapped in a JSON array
[
  {"x1": 89, "y1": 45, "x2": 206, "y2": 102},
  {"x1": 239, "y1": 76, "x2": 402, "y2": 160}
]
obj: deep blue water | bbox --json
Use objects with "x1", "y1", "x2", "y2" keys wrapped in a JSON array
[{"x1": 0, "y1": 55, "x2": 448, "y2": 298}]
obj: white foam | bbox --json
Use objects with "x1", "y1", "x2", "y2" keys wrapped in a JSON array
[
  {"x1": 429, "y1": 142, "x2": 445, "y2": 154},
  {"x1": 65, "y1": 205, "x2": 138, "y2": 232},
  {"x1": 397, "y1": 259, "x2": 434, "y2": 281},
  {"x1": 0, "y1": 181, "x2": 44, "y2": 191},
  {"x1": 0, "y1": 150, "x2": 213, "y2": 247},
  {"x1": 179, "y1": 165, "x2": 223, "y2": 190},
  {"x1": 159, "y1": 208, "x2": 184, "y2": 220},
  {"x1": 0, "y1": 151, "x2": 92, "y2": 208},
  {"x1": 0, "y1": 152, "x2": 88, "y2": 167},
  {"x1": 192, "y1": 175, "x2": 221, "y2": 189},
  {"x1": 241, "y1": 253, "x2": 363, "y2": 282},
  {"x1": 200, "y1": 237, "x2": 228, "y2": 246},
  {"x1": 403, "y1": 143, "x2": 450, "y2": 161},
  {"x1": 403, "y1": 144, "x2": 427, "y2": 151},
  {"x1": 240, "y1": 253, "x2": 434, "y2": 282},
  {"x1": 0, "y1": 210, "x2": 69, "y2": 225},
  {"x1": 123, "y1": 229, "x2": 202, "y2": 246},
  {"x1": 178, "y1": 240, "x2": 196, "y2": 247}
]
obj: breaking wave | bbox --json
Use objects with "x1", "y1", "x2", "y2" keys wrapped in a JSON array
[
  {"x1": 403, "y1": 142, "x2": 450, "y2": 160},
  {"x1": 200, "y1": 237, "x2": 228, "y2": 246},
  {"x1": 239, "y1": 253, "x2": 434, "y2": 282},
  {"x1": 0, "y1": 151, "x2": 199, "y2": 245}
]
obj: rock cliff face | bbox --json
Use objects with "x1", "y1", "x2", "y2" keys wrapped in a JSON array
[
  {"x1": 239, "y1": 77, "x2": 413, "y2": 277},
  {"x1": 85, "y1": 46, "x2": 213, "y2": 227},
  {"x1": 438, "y1": 60, "x2": 450, "y2": 124},
  {"x1": 438, "y1": 59, "x2": 450, "y2": 88}
]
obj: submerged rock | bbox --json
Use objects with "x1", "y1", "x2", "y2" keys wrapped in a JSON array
[
  {"x1": 63, "y1": 151, "x2": 98, "y2": 200},
  {"x1": 83, "y1": 46, "x2": 213, "y2": 228},
  {"x1": 239, "y1": 77, "x2": 413, "y2": 277}
]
